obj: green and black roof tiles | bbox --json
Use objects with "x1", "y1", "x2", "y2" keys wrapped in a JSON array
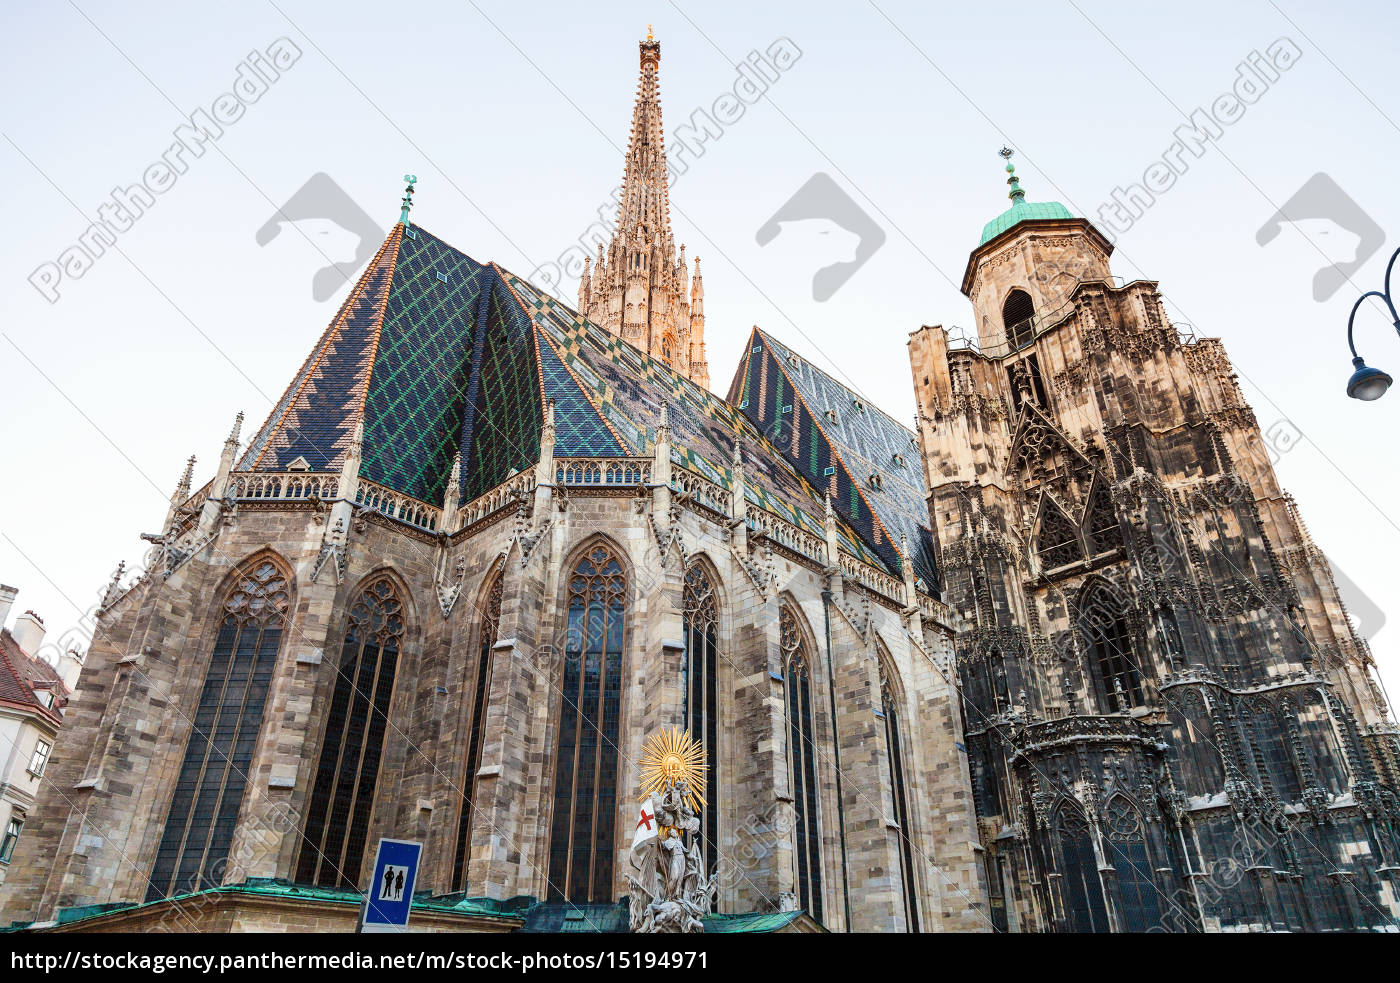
[{"x1": 240, "y1": 221, "x2": 912, "y2": 578}]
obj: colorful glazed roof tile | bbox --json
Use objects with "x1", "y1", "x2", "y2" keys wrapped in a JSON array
[
  {"x1": 728, "y1": 328, "x2": 939, "y2": 588},
  {"x1": 239, "y1": 222, "x2": 892, "y2": 574}
]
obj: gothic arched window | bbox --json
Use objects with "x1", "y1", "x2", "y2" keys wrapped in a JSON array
[
  {"x1": 1036, "y1": 500, "x2": 1082, "y2": 572},
  {"x1": 880, "y1": 670, "x2": 919, "y2": 932},
  {"x1": 547, "y1": 542, "x2": 626, "y2": 902},
  {"x1": 296, "y1": 576, "x2": 406, "y2": 888},
  {"x1": 1003, "y1": 289, "x2": 1036, "y2": 349},
  {"x1": 1103, "y1": 794, "x2": 1163, "y2": 932},
  {"x1": 452, "y1": 567, "x2": 503, "y2": 891},
  {"x1": 1084, "y1": 479, "x2": 1123, "y2": 554},
  {"x1": 147, "y1": 557, "x2": 290, "y2": 900},
  {"x1": 1053, "y1": 803, "x2": 1109, "y2": 933},
  {"x1": 1079, "y1": 581, "x2": 1144, "y2": 711},
  {"x1": 780, "y1": 601, "x2": 823, "y2": 924},
  {"x1": 683, "y1": 564, "x2": 720, "y2": 882}
]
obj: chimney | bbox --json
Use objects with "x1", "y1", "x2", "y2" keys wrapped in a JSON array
[
  {"x1": 12, "y1": 610, "x2": 46, "y2": 658},
  {"x1": 57, "y1": 648, "x2": 85, "y2": 691},
  {"x1": 0, "y1": 584, "x2": 16, "y2": 629}
]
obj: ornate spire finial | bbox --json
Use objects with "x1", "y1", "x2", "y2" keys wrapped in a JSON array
[
  {"x1": 399, "y1": 174, "x2": 418, "y2": 225},
  {"x1": 178, "y1": 454, "x2": 196, "y2": 493},
  {"x1": 227, "y1": 410, "x2": 244, "y2": 446},
  {"x1": 647, "y1": 23, "x2": 654, "y2": 42},
  {"x1": 999, "y1": 147, "x2": 1025, "y2": 204}
]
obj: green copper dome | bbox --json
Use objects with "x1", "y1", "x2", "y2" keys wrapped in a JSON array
[
  {"x1": 978, "y1": 198, "x2": 1076, "y2": 246},
  {"x1": 978, "y1": 149, "x2": 1076, "y2": 245}
]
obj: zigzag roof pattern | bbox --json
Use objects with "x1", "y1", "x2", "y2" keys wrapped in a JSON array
[
  {"x1": 238, "y1": 222, "x2": 891, "y2": 574},
  {"x1": 727, "y1": 328, "x2": 939, "y2": 589}
]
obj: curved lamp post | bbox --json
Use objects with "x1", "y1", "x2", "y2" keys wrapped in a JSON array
[{"x1": 1345, "y1": 246, "x2": 1400, "y2": 401}]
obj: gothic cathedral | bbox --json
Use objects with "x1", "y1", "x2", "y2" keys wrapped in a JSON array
[{"x1": 2, "y1": 35, "x2": 1397, "y2": 933}]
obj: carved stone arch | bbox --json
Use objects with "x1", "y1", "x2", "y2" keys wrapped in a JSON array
[
  {"x1": 1033, "y1": 493, "x2": 1084, "y2": 572},
  {"x1": 1102, "y1": 792, "x2": 1144, "y2": 841},
  {"x1": 778, "y1": 593, "x2": 819, "y2": 674},
  {"x1": 683, "y1": 552, "x2": 725, "y2": 627},
  {"x1": 1083, "y1": 471, "x2": 1124, "y2": 555},
  {"x1": 561, "y1": 531, "x2": 635, "y2": 606},
  {"x1": 872, "y1": 634, "x2": 907, "y2": 709},
  {"x1": 210, "y1": 546, "x2": 296, "y2": 608},
  {"x1": 347, "y1": 565, "x2": 417, "y2": 644}
]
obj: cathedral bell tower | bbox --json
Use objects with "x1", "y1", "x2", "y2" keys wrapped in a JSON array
[{"x1": 577, "y1": 29, "x2": 710, "y2": 390}]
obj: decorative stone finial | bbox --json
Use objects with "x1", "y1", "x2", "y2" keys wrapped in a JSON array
[
  {"x1": 227, "y1": 410, "x2": 244, "y2": 445},
  {"x1": 400, "y1": 174, "x2": 418, "y2": 225}
]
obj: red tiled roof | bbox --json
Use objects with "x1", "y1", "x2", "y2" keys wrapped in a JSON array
[{"x1": 0, "y1": 629, "x2": 65, "y2": 724}]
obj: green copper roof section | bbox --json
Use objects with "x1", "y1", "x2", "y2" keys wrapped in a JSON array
[
  {"x1": 978, "y1": 147, "x2": 1075, "y2": 245},
  {"x1": 978, "y1": 198, "x2": 1076, "y2": 245}
]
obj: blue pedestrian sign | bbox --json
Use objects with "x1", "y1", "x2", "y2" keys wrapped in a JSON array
[{"x1": 359, "y1": 838, "x2": 422, "y2": 933}]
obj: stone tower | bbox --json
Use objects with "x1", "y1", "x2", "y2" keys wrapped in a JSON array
[
  {"x1": 577, "y1": 31, "x2": 710, "y2": 389},
  {"x1": 908, "y1": 152, "x2": 1400, "y2": 932}
]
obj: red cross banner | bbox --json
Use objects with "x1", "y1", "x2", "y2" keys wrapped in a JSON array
[{"x1": 631, "y1": 796, "x2": 657, "y2": 852}]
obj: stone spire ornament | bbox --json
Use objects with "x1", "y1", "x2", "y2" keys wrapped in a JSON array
[{"x1": 576, "y1": 31, "x2": 709, "y2": 388}]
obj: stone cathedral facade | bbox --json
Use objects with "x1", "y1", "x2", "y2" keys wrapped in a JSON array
[{"x1": 2, "y1": 38, "x2": 1398, "y2": 934}]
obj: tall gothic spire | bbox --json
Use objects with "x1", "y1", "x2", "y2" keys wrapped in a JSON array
[{"x1": 577, "y1": 31, "x2": 710, "y2": 390}]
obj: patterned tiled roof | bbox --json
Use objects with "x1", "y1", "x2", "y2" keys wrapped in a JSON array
[
  {"x1": 238, "y1": 222, "x2": 891, "y2": 573},
  {"x1": 728, "y1": 328, "x2": 939, "y2": 589}
]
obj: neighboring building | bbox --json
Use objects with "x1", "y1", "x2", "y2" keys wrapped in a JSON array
[
  {"x1": 0, "y1": 586, "x2": 78, "y2": 891},
  {"x1": 0, "y1": 36, "x2": 1395, "y2": 933}
]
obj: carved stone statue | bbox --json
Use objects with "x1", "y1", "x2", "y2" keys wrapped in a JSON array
[{"x1": 628, "y1": 776, "x2": 717, "y2": 933}]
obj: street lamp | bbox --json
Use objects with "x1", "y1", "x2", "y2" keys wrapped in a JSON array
[{"x1": 1345, "y1": 246, "x2": 1400, "y2": 401}]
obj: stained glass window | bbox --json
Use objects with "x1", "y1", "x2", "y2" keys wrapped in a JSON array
[
  {"x1": 683, "y1": 564, "x2": 720, "y2": 892},
  {"x1": 296, "y1": 576, "x2": 405, "y2": 888},
  {"x1": 146, "y1": 557, "x2": 289, "y2": 900},
  {"x1": 547, "y1": 543, "x2": 626, "y2": 902},
  {"x1": 453, "y1": 568, "x2": 503, "y2": 891},
  {"x1": 780, "y1": 602, "x2": 823, "y2": 924}
]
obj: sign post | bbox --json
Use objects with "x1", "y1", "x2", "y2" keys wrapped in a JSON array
[{"x1": 358, "y1": 838, "x2": 422, "y2": 934}]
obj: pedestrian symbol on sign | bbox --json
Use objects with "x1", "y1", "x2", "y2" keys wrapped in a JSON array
[{"x1": 380, "y1": 864, "x2": 408, "y2": 902}]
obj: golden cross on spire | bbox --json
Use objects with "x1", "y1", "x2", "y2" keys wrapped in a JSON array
[{"x1": 647, "y1": 24, "x2": 654, "y2": 42}]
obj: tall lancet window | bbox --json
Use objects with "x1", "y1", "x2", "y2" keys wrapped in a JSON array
[
  {"x1": 1078, "y1": 580, "x2": 1144, "y2": 712},
  {"x1": 547, "y1": 543, "x2": 626, "y2": 902},
  {"x1": 683, "y1": 564, "x2": 720, "y2": 881},
  {"x1": 296, "y1": 576, "x2": 405, "y2": 888},
  {"x1": 880, "y1": 670, "x2": 920, "y2": 932},
  {"x1": 780, "y1": 602, "x2": 823, "y2": 924},
  {"x1": 453, "y1": 568, "x2": 503, "y2": 892},
  {"x1": 147, "y1": 557, "x2": 289, "y2": 900}
]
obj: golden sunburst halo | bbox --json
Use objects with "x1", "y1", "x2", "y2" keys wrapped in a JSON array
[{"x1": 639, "y1": 726, "x2": 707, "y2": 811}]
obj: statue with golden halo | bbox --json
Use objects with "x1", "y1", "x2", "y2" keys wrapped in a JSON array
[{"x1": 627, "y1": 727, "x2": 717, "y2": 933}]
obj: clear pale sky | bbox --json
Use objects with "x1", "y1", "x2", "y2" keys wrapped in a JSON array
[{"x1": 1, "y1": 0, "x2": 1396, "y2": 700}]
